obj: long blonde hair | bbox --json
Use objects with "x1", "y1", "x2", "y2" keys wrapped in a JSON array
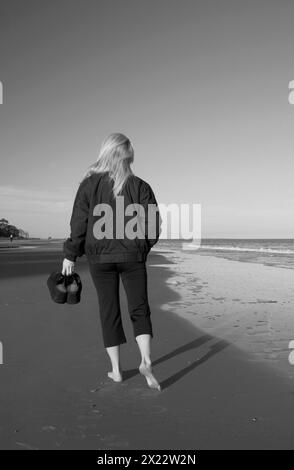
[{"x1": 82, "y1": 133, "x2": 134, "y2": 197}]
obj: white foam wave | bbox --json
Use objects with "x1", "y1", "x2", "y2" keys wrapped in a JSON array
[{"x1": 187, "y1": 244, "x2": 294, "y2": 255}]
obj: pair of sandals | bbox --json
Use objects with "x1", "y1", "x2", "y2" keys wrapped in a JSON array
[{"x1": 47, "y1": 272, "x2": 82, "y2": 304}]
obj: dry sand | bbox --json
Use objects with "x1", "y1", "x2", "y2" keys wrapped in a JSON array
[{"x1": 1, "y1": 245, "x2": 294, "y2": 449}]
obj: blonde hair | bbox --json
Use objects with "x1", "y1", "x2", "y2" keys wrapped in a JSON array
[{"x1": 82, "y1": 133, "x2": 134, "y2": 198}]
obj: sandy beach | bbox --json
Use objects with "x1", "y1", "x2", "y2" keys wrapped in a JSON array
[{"x1": 1, "y1": 242, "x2": 294, "y2": 449}]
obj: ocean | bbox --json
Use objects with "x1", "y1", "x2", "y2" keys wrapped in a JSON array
[
  {"x1": 2, "y1": 237, "x2": 293, "y2": 270},
  {"x1": 155, "y1": 239, "x2": 294, "y2": 270}
]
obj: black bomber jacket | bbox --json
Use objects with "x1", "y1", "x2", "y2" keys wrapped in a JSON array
[{"x1": 63, "y1": 172, "x2": 161, "y2": 263}]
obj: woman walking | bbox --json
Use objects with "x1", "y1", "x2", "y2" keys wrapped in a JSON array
[{"x1": 62, "y1": 133, "x2": 161, "y2": 390}]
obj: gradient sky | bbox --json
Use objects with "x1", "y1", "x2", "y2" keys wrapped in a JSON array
[{"x1": 0, "y1": 0, "x2": 294, "y2": 238}]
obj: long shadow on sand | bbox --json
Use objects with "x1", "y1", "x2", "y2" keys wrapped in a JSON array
[
  {"x1": 121, "y1": 252, "x2": 230, "y2": 390},
  {"x1": 122, "y1": 336, "x2": 229, "y2": 390}
]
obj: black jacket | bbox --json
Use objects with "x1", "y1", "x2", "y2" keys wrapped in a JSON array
[{"x1": 63, "y1": 172, "x2": 161, "y2": 263}]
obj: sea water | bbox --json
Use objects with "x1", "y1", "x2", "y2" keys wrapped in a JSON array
[{"x1": 155, "y1": 239, "x2": 294, "y2": 270}]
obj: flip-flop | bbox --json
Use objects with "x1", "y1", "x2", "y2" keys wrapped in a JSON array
[
  {"x1": 66, "y1": 273, "x2": 82, "y2": 304},
  {"x1": 47, "y1": 272, "x2": 67, "y2": 304}
]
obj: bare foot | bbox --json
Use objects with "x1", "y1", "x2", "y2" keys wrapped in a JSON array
[
  {"x1": 139, "y1": 363, "x2": 161, "y2": 391},
  {"x1": 107, "y1": 371, "x2": 123, "y2": 382}
]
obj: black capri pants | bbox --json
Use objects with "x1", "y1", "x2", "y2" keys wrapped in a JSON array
[{"x1": 89, "y1": 261, "x2": 153, "y2": 348}]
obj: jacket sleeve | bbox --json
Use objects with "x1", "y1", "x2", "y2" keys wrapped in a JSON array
[
  {"x1": 63, "y1": 179, "x2": 90, "y2": 262},
  {"x1": 140, "y1": 182, "x2": 162, "y2": 252}
]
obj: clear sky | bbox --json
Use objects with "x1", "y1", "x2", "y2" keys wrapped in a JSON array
[{"x1": 0, "y1": 0, "x2": 294, "y2": 238}]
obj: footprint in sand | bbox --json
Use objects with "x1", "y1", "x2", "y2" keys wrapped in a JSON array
[
  {"x1": 90, "y1": 379, "x2": 119, "y2": 393},
  {"x1": 41, "y1": 425, "x2": 57, "y2": 432},
  {"x1": 16, "y1": 442, "x2": 39, "y2": 450},
  {"x1": 150, "y1": 405, "x2": 167, "y2": 414},
  {"x1": 99, "y1": 434, "x2": 130, "y2": 448},
  {"x1": 140, "y1": 388, "x2": 165, "y2": 398}
]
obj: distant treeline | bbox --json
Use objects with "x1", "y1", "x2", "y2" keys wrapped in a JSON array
[{"x1": 0, "y1": 218, "x2": 29, "y2": 238}]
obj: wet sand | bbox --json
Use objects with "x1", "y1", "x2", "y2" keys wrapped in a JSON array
[{"x1": 1, "y1": 244, "x2": 294, "y2": 449}]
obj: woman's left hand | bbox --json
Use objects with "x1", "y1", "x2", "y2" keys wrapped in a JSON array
[{"x1": 62, "y1": 258, "x2": 75, "y2": 276}]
